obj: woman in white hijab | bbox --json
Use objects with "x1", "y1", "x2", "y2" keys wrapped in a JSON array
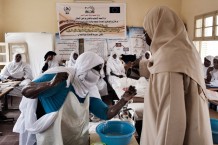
[
  {"x1": 0, "y1": 53, "x2": 33, "y2": 97},
  {"x1": 206, "y1": 56, "x2": 218, "y2": 85},
  {"x1": 141, "y1": 6, "x2": 213, "y2": 145},
  {"x1": 42, "y1": 51, "x2": 59, "y2": 73},
  {"x1": 13, "y1": 52, "x2": 136, "y2": 145},
  {"x1": 66, "y1": 51, "x2": 79, "y2": 67},
  {"x1": 106, "y1": 52, "x2": 126, "y2": 85},
  {"x1": 203, "y1": 55, "x2": 214, "y2": 80}
]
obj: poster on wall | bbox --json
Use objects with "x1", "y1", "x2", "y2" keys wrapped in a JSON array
[
  {"x1": 107, "y1": 38, "x2": 130, "y2": 56},
  {"x1": 56, "y1": 3, "x2": 126, "y2": 39},
  {"x1": 55, "y1": 33, "x2": 79, "y2": 62},
  {"x1": 128, "y1": 27, "x2": 147, "y2": 57},
  {"x1": 84, "y1": 38, "x2": 108, "y2": 60}
]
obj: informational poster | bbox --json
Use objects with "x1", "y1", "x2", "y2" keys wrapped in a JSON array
[
  {"x1": 128, "y1": 27, "x2": 147, "y2": 57},
  {"x1": 84, "y1": 38, "x2": 107, "y2": 60},
  {"x1": 56, "y1": 3, "x2": 126, "y2": 39},
  {"x1": 55, "y1": 33, "x2": 79, "y2": 62},
  {"x1": 107, "y1": 38, "x2": 130, "y2": 56}
]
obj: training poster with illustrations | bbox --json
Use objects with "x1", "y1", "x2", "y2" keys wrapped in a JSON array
[
  {"x1": 84, "y1": 38, "x2": 108, "y2": 60},
  {"x1": 56, "y1": 3, "x2": 126, "y2": 39},
  {"x1": 55, "y1": 33, "x2": 79, "y2": 62},
  {"x1": 128, "y1": 27, "x2": 147, "y2": 57}
]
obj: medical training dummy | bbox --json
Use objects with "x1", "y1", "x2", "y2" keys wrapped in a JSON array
[
  {"x1": 0, "y1": 53, "x2": 33, "y2": 97},
  {"x1": 140, "y1": 6, "x2": 213, "y2": 145},
  {"x1": 41, "y1": 51, "x2": 59, "y2": 73},
  {"x1": 13, "y1": 52, "x2": 136, "y2": 145},
  {"x1": 66, "y1": 51, "x2": 78, "y2": 67},
  {"x1": 106, "y1": 52, "x2": 126, "y2": 85}
]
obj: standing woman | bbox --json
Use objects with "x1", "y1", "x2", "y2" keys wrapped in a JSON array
[
  {"x1": 141, "y1": 6, "x2": 213, "y2": 145},
  {"x1": 0, "y1": 53, "x2": 33, "y2": 97},
  {"x1": 66, "y1": 51, "x2": 79, "y2": 67}
]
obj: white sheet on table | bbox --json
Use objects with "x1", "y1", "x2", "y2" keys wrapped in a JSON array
[
  {"x1": 112, "y1": 77, "x2": 148, "y2": 99},
  {"x1": 206, "y1": 89, "x2": 218, "y2": 101}
]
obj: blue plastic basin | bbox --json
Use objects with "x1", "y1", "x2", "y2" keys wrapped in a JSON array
[
  {"x1": 96, "y1": 121, "x2": 135, "y2": 145},
  {"x1": 210, "y1": 118, "x2": 218, "y2": 144}
]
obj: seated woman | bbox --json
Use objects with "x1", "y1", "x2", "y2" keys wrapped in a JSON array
[
  {"x1": 13, "y1": 52, "x2": 136, "y2": 145},
  {"x1": 203, "y1": 55, "x2": 213, "y2": 80},
  {"x1": 0, "y1": 53, "x2": 33, "y2": 97},
  {"x1": 66, "y1": 51, "x2": 79, "y2": 67},
  {"x1": 106, "y1": 52, "x2": 126, "y2": 85},
  {"x1": 42, "y1": 51, "x2": 59, "y2": 73},
  {"x1": 205, "y1": 56, "x2": 218, "y2": 84}
]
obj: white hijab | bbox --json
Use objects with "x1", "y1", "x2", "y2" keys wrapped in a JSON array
[
  {"x1": 42, "y1": 52, "x2": 104, "y2": 99},
  {"x1": 67, "y1": 51, "x2": 78, "y2": 67},
  {"x1": 205, "y1": 55, "x2": 214, "y2": 67},
  {"x1": 107, "y1": 52, "x2": 125, "y2": 75},
  {"x1": 143, "y1": 6, "x2": 206, "y2": 91},
  {"x1": 73, "y1": 51, "x2": 104, "y2": 98},
  {"x1": 7, "y1": 53, "x2": 23, "y2": 75}
]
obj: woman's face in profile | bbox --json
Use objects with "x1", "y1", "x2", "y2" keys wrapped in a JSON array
[{"x1": 93, "y1": 64, "x2": 103, "y2": 72}]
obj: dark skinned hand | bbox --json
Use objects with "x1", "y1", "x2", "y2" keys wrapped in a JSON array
[
  {"x1": 207, "y1": 67, "x2": 214, "y2": 73},
  {"x1": 50, "y1": 72, "x2": 68, "y2": 87},
  {"x1": 122, "y1": 85, "x2": 137, "y2": 102}
]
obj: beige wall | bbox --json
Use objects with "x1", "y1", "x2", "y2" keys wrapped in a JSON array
[
  {"x1": 181, "y1": 0, "x2": 218, "y2": 40},
  {"x1": 0, "y1": 0, "x2": 3, "y2": 41},
  {"x1": 2, "y1": 0, "x2": 182, "y2": 36}
]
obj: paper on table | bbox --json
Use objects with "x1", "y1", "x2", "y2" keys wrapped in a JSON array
[{"x1": 206, "y1": 89, "x2": 218, "y2": 101}]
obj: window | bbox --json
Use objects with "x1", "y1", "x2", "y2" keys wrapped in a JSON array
[
  {"x1": 194, "y1": 11, "x2": 218, "y2": 40},
  {"x1": 194, "y1": 41, "x2": 218, "y2": 62}
]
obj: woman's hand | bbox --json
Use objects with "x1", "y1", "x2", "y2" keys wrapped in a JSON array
[
  {"x1": 50, "y1": 72, "x2": 68, "y2": 87},
  {"x1": 122, "y1": 85, "x2": 137, "y2": 101}
]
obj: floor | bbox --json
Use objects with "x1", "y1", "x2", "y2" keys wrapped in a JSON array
[
  {"x1": 1, "y1": 97, "x2": 218, "y2": 145},
  {"x1": 0, "y1": 96, "x2": 20, "y2": 145}
]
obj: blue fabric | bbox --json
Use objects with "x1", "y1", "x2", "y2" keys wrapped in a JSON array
[{"x1": 34, "y1": 73, "x2": 109, "y2": 119}]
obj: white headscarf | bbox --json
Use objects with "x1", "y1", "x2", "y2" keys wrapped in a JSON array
[
  {"x1": 42, "y1": 52, "x2": 104, "y2": 99},
  {"x1": 107, "y1": 51, "x2": 125, "y2": 76},
  {"x1": 8, "y1": 53, "x2": 23, "y2": 75},
  {"x1": 143, "y1": 6, "x2": 206, "y2": 91},
  {"x1": 1, "y1": 53, "x2": 33, "y2": 80},
  {"x1": 205, "y1": 55, "x2": 214, "y2": 67},
  {"x1": 67, "y1": 51, "x2": 78, "y2": 67},
  {"x1": 73, "y1": 52, "x2": 104, "y2": 98},
  {"x1": 214, "y1": 56, "x2": 218, "y2": 61}
]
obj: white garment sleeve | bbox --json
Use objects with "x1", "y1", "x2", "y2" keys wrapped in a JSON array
[
  {"x1": 23, "y1": 64, "x2": 33, "y2": 80},
  {"x1": 0, "y1": 64, "x2": 10, "y2": 79}
]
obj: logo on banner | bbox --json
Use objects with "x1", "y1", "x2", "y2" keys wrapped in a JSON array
[
  {"x1": 85, "y1": 6, "x2": 95, "y2": 13},
  {"x1": 64, "y1": 7, "x2": 71, "y2": 14}
]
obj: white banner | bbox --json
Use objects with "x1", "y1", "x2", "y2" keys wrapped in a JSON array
[{"x1": 56, "y1": 3, "x2": 126, "y2": 39}]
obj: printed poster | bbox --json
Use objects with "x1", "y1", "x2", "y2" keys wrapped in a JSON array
[
  {"x1": 55, "y1": 33, "x2": 79, "y2": 62},
  {"x1": 56, "y1": 3, "x2": 126, "y2": 39}
]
